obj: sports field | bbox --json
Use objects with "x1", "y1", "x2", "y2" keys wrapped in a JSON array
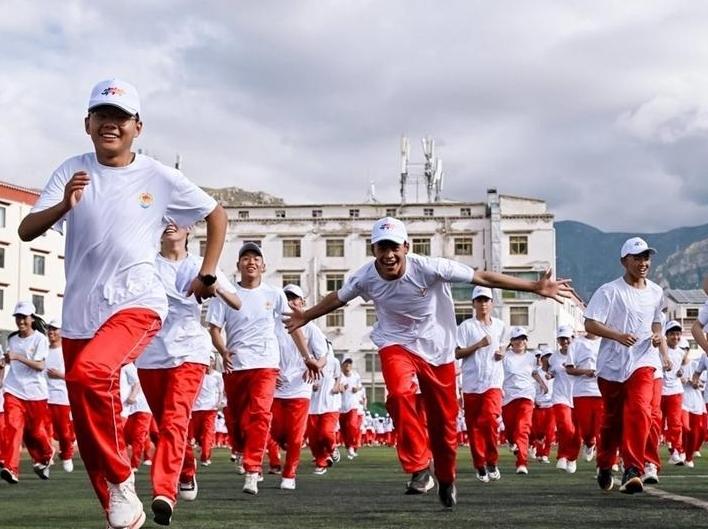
[{"x1": 2, "y1": 446, "x2": 708, "y2": 528}]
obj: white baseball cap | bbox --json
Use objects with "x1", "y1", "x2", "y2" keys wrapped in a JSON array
[
  {"x1": 556, "y1": 325, "x2": 574, "y2": 339},
  {"x1": 620, "y1": 237, "x2": 657, "y2": 258},
  {"x1": 88, "y1": 78, "x2": 141, "y2": 116},
  {"x1": 48, "y1": 318, "x2": 62, "y2": 329},
  {"x1": 679, "y1": 337, "x2": 690, "y2": 349},
  {"x1": 510, "y1": 326, "x2": 528, "y2": 340},
  {"x1": 12, "y1": 301, "x2": 36, "y2": 317},
  {"x1": 371, "y1": 217, "x2": 408, "y2": 245},
  {"x1": 342, "y1": 356, "x2": 354, "y2": 364},
  {"x1": 537, "y1": 345, "x2": 553, "y2": 357},
  {"x1": 283, "y1": 284, "x2": 305, "y2": 299},
  {"x1": 665, "y1": 320, "x2": 682, "y2": 333},
  {"x1": 472, "y1": 286, "x2": 494, "y2": 300}
]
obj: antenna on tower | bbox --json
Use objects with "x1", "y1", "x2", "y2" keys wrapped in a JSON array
[
  {"x1": 433, "y1": 158, "x2": 444, "y2": 202},
  {"x1": 421, "y1": 136, "x2": 435, "y2": 203},
  {"x1": 366, "y1": 180, "x2": 378, "y2": 203},
  {"x1": 175, "y1": 154, "x2": 182, "y2": 170},
  {"x1": 400, "y1": 135, "x2": 409, "y2": 204}
]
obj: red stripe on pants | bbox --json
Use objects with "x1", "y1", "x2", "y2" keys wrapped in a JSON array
[
  {"x1": 553, "y1": 404, "x2": 576, "y2": 461},
  {"x1": 124, "y1": 412, "x2": 152, "y2": 469},
  {"x1": 531, "y1": 406, "x2": 555, "y2": 458},
  {"x1": 597, "y1": 367, "x2": 655, "y2": 471},
  {"x1": 223, "y1": 368, "x2": 278, "y2": 473},
  {"x1": 661, "y1": 394, "x2": 684, "y2": 454},
  {"x1": 63, "y1": 308, "x2": 161, "y2": 510},
  {"x1": 306, "y1": 412, "x2": 340, "y2": 468},
  {"x1": 138, "y1": 363, "x2": 205, "y2": 501},
  {"x1": 463, "y1": 389, "x2": 502, "y2": 468},
  {"x1": 339, "y1": 409, "x2": 361, "y2": 450},
  {"x1": 189, "y1": 410, "x2": 217, "y2": 462},
  {"x1": 268, "y1": 398, "x2": 310, "y2": 478},
  {"x1": 502, "y1": 398, "x2": 534, "y2": 467},
  {"x1": 48, "y1": 403, "x2": 75, "y2": 461},
  {"x1": 380, "y1": 345, "x2": 458, "y2": 485},
  {"x1": 645, "y1": 378, "x2": 663, "y2": 470},
  {"x1": 682, "y1": 411, "x2": 706, "y2": 462},
  {"x1": 0, "y1": 394, "x2": 53, "y2": 475}
]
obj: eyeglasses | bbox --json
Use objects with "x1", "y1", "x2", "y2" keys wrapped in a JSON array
[{"x1": 90, "y1": 110, "x2": 138, "y2": 126}]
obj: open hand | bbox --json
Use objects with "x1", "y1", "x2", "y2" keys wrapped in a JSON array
[{"x1": 535, "y1": 269, "x2": 574, "y2": 303}]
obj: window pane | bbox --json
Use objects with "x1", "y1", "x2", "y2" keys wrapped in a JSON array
[
  {"x1": 326, "y1": 309, "x2": 344, "y2": 327},
  {"x1": 451, "y1": 284, "x2": 474, "y2": 302},
  {"x1": 509, "y1": 306, "x2": 529, "y2": 326},
  {"x1": 349, "y1": 209, "x2": 360, "y2": 218},
  {"x1": 31, "y1": 294, "x2": 45, "y2": 315},
  {"x1": 509, "y1": 235, "x2": 528, "y2": 255},
  {"x1": 455, "y1": 306, "x2": 474, "y2": 325},
  {"x1": 312, "y1": 209, "x2": 323, "y2": 218},
  {"x1": 0, "y1": 288, "x2": 4, "y2": 310},
  {"x1": 454, "y1": 237, "x2": 473, "y2": 256},
  {"x1": 365, "y1": 353, "x2": 381, "y2": 372},
  {"x1": 385, "y1": 208, "x2": 397, "y2": 217},
  {"x1": 326, "y1": 274, "x2": 344, "y2": 291},
  {"x1": 33, "y1": 255, "x2": 45, "y2": 275},
  {"x1": 365, "y1": 238, "x2": 373, "y2": 256},
  {"x1": 411, "y1": 238, "x2": 431, "y2": 256},
  {"x1": 502, "y1": 271, "x2": 540, "y2": 300},
  {"x1": 282, "y1": 239, "x2": 301, "y2": 258},
  {"x1": 275, "y1": 210, "x2": 286, "y2": 218},
  {"x1": 282, "y1": 273, "x2": 301, "y2": 287},
  {"x1": 0, "y1": 247, "x2": 5, "y2": 268},
  {"x1": 366, "y1": 308, "x2": 377, "y2": 327},
  {"x1": 460, "y1": 207, "x2": 471, "y2": 217},
  {"x1": 325, "y1": 239, "x2": 345, "y2": 257},
  {"x1": 199, "y1": 240, "x2": 207, "y2": 256},
  {"x1": 0, "y1": 207, "x2": 5, "y2": 228},
  {"x1": 423, "y1": 208, "x2": 434, "y2": 217},
  {"x1": 238, "y1": 211, "x2": 249, "y2": 219},
  {"x1": 686, "y1": 309, "x2": 699, "y2": 318}
]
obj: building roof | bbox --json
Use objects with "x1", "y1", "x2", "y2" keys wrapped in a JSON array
[
  {"x1": 0, "y1": 181, "x2": 40, "y2": 206},
  {"x1": 665, "y1": 289, "x2": 708, "y2": 304}
]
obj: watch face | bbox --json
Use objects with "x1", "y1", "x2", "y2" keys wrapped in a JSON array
[{"x1": 200, "y1": 274, "x2": 217, "y2": 286}]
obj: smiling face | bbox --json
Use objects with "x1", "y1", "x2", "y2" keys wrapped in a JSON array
[
  {"x1": 557, "y1": 336, "x2": 571, "y2": 353},
  {"x1": 510, "y1": 336, "x2": 527, "y2": 353},
  {"x1": 666, "y1": 329, "x2": 682, "y2": 348},
  {"x1": 47, "y1": 326, "x2": 61, "y2": 346},
  {"x1": 621, "y1": 251, "x2": 652, "y2": 282},
  {"x1": 85, "y1": 105, "x2": 142, "y2": 165},
  {"x1": 372, "y1": 240, "x2": 409, "y2": 280},
  {"x1": 161, "y1": 222, "x2": 189, "y2": 245},
  {"x1": 14, "y1": 314, "x2": 33, "y2": 336},
  {"x1": 237, "y1": 251, "x2": 265, "y2": 282}
]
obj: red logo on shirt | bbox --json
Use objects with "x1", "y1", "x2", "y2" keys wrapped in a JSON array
[{"x1": 139, "y1": 192, "x2": 154, "y2": 208}]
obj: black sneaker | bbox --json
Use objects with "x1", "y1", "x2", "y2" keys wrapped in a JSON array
[
  {"x1": 597, "y1": 467, "x2": 613, "y2": 491},
  {"x1": 438, "y1": 482, "x2": 457, "y2": 508},
  {"x1": 619, "y1": 467, "x2": 644, "y2": 494},
  {"x1": 152, "y1": 496, "x2": 174, "y2": 526},
  {"x1": 405, "y1": 469, "x2": 435, "y2": 495},
  {"x1": 0, "y1": 468, "x2": 19, "y2": 484},
  {"x1": 32, "y1": 463, "x2": 50, "y2": 480}
]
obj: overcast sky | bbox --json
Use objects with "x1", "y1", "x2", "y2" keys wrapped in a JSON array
[{"x1": 2, "y1": 0, "x2": 708, "y2": 232}]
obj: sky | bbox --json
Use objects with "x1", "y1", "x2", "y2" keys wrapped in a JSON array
[{"x1": 2, "y1": 0, "x2": 708, "y2": 232}]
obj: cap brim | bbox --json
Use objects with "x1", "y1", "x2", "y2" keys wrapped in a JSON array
[
  {"x1": 13, "y1": 312, "x2": 32, "y2": 317},
  {"x1": 472, "y1": 295, "x2": 493, "y2": 300},
  {"x1": 88, "y1": 102, "x2": 138, "y2": 116},
  {"x1": 371, "y1": 235, "x2": 406, "y2": 245},
  {"x1": 623, "y1": 247, "x2": 657, "y2": 257}
]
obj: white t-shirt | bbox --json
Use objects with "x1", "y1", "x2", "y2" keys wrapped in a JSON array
[
  {"x1": 681, "y1": 360, "x2": 705, "y2": 414},
  {"x1": 119, "y1": 364, "x2": 151, "y2": 418},
  {"x1": 534, "y1": 376, "x2": 554, "y2": 408},
  {"x1": 661, "y1": 347, "x2": 685, "y2": 396},
  {"x1": 309, "y1": 354, "x2": 341, "y2": 415},
  {"x1": 337, "y1": 254, "x2": 474, "y2": 366},
  {"x1": 32, "y1": 153, "x2": 217, "y2": 339},
  {"x1": 548, "y1": 351, "x2": 574, "y2": 407},
  {"x1": 457, "y1": 316, "x2": 505, "y2": 394},
  {"x1": 692, "y1": 355, "x2": 708, "y2": 404},
  {"x1": 3, "y1": 332, "x2": 49, "y2": 401},
  {"x1": 340, "y1": 371, "x2": 363, "y2": 413},
  {"x1": 136, "y1": 254, "x2": 235, "y2": 369},
  {"x1": 584, "y1": 277, "x2": 664, "y2": 383},
  {"x1": 193, "y1": 371, "x2": 223, "y2": 411},
  {"x1": 275, "y1": 323, "x2": 328, "y2": 400},
  {"x1": 207, "y1": 282, "x2": 289, "y2": 371},
  {"x1": 566, "y1": 336, "x2": 601, "y2": 398},
  {"x1": 45, "y1": 346, "x2": 69, "y2": 405},
  {"x1": 502, "y1": 351, "x2": 538, "y2": 406}
]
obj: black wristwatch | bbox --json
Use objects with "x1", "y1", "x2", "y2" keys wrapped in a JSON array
[{"x1": 198, "y1": 273, "x2": 217, "y2": 286}]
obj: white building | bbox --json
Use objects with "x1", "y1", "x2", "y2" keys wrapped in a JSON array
[
  {"x1": 193, "y1": 189, "x2": 583, "y2": 403},
  {"x1": 0, "y1": 182, "x2": 65, "y2": 342},
  {"x1": 665, "y1": 288, "x2": 707, "y2": 357}
]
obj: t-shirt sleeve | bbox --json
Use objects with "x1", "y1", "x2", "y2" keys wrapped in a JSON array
[
  {"x1": 338, "y1": 265, "x2": 369, "y2": 303},
  {"x1": 456, "y1": 322, "x2": 469, "y2": 349},
  {"x1": 695, "y1": 355, "x2": 707, "y2": 375},
  {"x1": 215, "y1": 268, "x2": 237, "y2": 294},
  {"x1": 32, "y1": 335, "x2": 50, "y2": 362},
  {"x1": 273, "y1": 290, "x2": 289, "y2": 317},
  {"x1": 206, "y1": 298, "x2": 227, "y2": 328},
  {"x1": 565, "y1": 344, "x2": 576, "y2": 367},
  {"x1": 584, "y1": 285, "x2": 613, "y2": 324},
  {"x1": 309, "y1": 327, "x2": 329, "y2": 360},
  {"x1": 165, "y1": 170, "x2": 218, "y2": 228},
  {"x1": 30, "y1": 164, "x2": 72, "y2": 234},
  {"x1": 653, "y1": 292, "x2": 664, "y2": 325},
  {"x1": 124, "y1": 364, "x2": 139, "y2": 385},
  {"x1": 429, "y1": 257, "x2": 475, "y2": 284}
]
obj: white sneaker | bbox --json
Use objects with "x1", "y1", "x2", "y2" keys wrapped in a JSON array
[
  {"x1": 486, "y1": 465, "x2": 501, "y2": 480},
  {"x1": 332, "y1": 448, "x2": 341, "y2": 464},
  {"x1": 107, "y1": 473, "x2": 145, "y2": 529},
  {"x1": 243, "y1": 472, "x2": 259, "y2": 495},
  {"x1": 686, "y1": 460, "x2": 695, "y2": 468},
  {"x1": 694, "y1": 451, "x2": 702, "y2": 458},
  {"x1": 32, "y1": 462, "x2": 51, "y2": 480},
  {"x1": 556, "y1": 457, "x2": 568, "y2": 471},
  {"x1": 178, "y1": 476, "x2": 198, "y2": 501},
  {"x1": 583, "y1": 445, "x2": 596, "y2": 462},
  {"x1": 313, "y1": 466, "x2": 328, "y2": 475},
  {"x1": 142, "y1": 460, "x2": 152, "y2": 467},
  {"x1": 668, "y1": 451, "x2": 683, "y2": 465},
  {"x1": 541, "y1": 456, "x2": 550, "y2": 464},
  {"x1": 200, "y1": 460, "x2": 212, "y2": 467},
  {"x1": 280, "y1": 477, "x2": 296, "y2": 490},
  {"x1": 642, "y1": 463, "x2": 659, "y2": 484},
  {"x1": 347, "y1": 447, "x2": 357, "y2": 460},
  {"x1": 151, "y1": 495, "x2": 174, "y2": 526},
  {"x1": 234, "y1": 453, "x2": 245, "y2": 475},
  {"x1": 528, "y1": 446, "x2": 537, "y2": 459},
  {"x1": 566, "y1": 460, "x2": 577, "y2": 474},
  {"x1": 476, "y1": 468, "x2": 490, "y2": 483},
  {"x1": 257, "y1": 473, "x2": 264, "y2": 483},
  {"x1": 611, "y1": 463, "x2": 620, "y2": 472},
  {"x1": 62, "y1": 459, "x2": 74, "y2": 473},
  {"x1": 515, "y1": 465, "x2": 528, "y2": 475},
  {"x1": 508, "y1": 443, "x2": 518, "y2": 454}
]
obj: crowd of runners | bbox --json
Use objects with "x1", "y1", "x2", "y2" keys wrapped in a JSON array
[{"x1": 0, "y1": 78, "x2": 707, "y2": 529}]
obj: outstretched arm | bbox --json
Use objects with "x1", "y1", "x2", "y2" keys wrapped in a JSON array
[
  {"x1": 473, "y1": 269, "x2": 573, "y2": 303},
  {"x1": 692, "y1": 320, "x2": 708, "y2": 355},
  {"x1": 284, "y1": 291, "x2": 346, "y2": 333}
]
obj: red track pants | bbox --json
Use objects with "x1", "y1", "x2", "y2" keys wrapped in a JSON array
[
  {"x1": 661, "y1": 394, "x2": 684, "y2": 454},
  {"x1": 47, "y1": 403, "x2": 75, "y2": 461},
  {"x1": 380, "y1": 345, "x2": 458, "y2": 485},
  {"x1": 124, "y1": 412, "x2": 152, "y2": 470},
  {"x1": 268, "y1": 397, "x2": 310, "y2": 478},
  {"x1": 597, "y1": 367, "x2": 655, "y2": 472},
  {"x1": 502, "y1": 398, "x2": 534, "y2": 467},
  {"x1": 570, "y1": 396, "x2": 603, "y2": 459},
  {"x1": 339, "y1": 409, "x2": 362, "y2": 451},
  {"x1": 531, "y1": 406, "x2": 555, "y2": 458},
  {"x1": 63, "y1": 308, "x2": 161, "y2": 511},
  {"x1": 189, "y1": 410, "x2": 217, "y2": 463},
  {"x1": 553, "y1": 404, "x2": 576, "y2": 461},
  {"x1": 0, "y1": 394, "x2": 53, "y2": 475},
  {"x1": 644, "y1": 378, "x2": 663, "y2": 470},
  {"x1": 223, "y1": 368, "x2": 278, "y2": 473},
  {"x1": 307, "y1": 412, "x2": 340, "y2": 468},
  {"x1": 463, "y1": 389, "x2": 502, "y2": 468},
  {"x1": 682, "y1": 411, "x2": 706, "y2": 462}
]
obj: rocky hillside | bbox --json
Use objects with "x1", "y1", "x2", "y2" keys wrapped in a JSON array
[
  {"x1": 654, "y1": 239, "x2": 708, "y2": 290},
  {"x1": 202, "y1": 187, "x2": 284, "y2": 206}
]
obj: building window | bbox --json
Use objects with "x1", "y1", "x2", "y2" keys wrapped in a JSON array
[
  {"x1": 282, "y1": 273, "x2": 301, "y2": 287},
  {"x1": 509, "y1": 306, "x2": 530, "y2": 326},
  {"x1": 455, "y1": 306, "x2": 474, "y2": 325},
  {"x1": 366, "y1": 308, "x2": 377, "y2": 327},
  {"x1": 326, "y1": 273, "x2": 344, "y2": 292},
  {"x1": 282, "y1": 239, "x2": 301, "y2": 258},
  {"x1": 509, "y1": 235, "x2": 528, "y2": 255},
  {"x1": 460, "y1": 207, "x2": 471, "y2": 217},
  {"x1": 237, "y1": 211, "x2": 249, "y2": 219},
  {"x1": 366, "y1": 384, "x2": 386, "y2": 404},
  {"x1": 0, "y1": 247, "x2": 4, "y2": 268},
  {"x1": 33, "y1": 254, "x2": 46, "y2": 276},
  {"x1": 326, "y1": 309, "x2": 344, "y2": 327},
  {"x1": 275, "y1": 210, "x2": 286, "y2": 218},
  {"x1": 32, "y1": 294, "x2": 45, "y2": 316},
  {"x1": 312, "y1": 209, "x2": 323, "y2": 218},
  {"x1": 411, "y1": 238, "x2": 431, "y2": 256},
  {"x1": 0, "y1": 206, "x2": 5, "y2": 227},
  {"x1": 365, "y1": 353, "x2": 381, "y2": 373},
  {"x1": 687, "y1": 308, "x2": 699, "y2": 318},
  {"x1": 326, "y1": 239, "x2": 345, "y2": 257},
  {"x1": 385, "y1": 208, "x2": 397, "y2": 217},
  {"x1": 423, "y1": 208, "x2": 434, "y2": 217},
  {"x1": 199, "y1": 240, "x2": 207, "y2": 256},
  {"x1": 502, "y1": 271, "x2": 541, "y2": 300},
  {"x1": 349, "y1": 209, "x2": 360, "y2": 218},
  {"x1": 365, "y1": 238, "x2": 373, "y2": 256},
  {"x1": 451, "y1": 285, "x2": 474, "y2": 302},
  {"x1": 454, "y1": 237, "x2": 473, "y2": 256},
  {"x1": 0, "y1": 288, "x2": 4, "y2": 310}
]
